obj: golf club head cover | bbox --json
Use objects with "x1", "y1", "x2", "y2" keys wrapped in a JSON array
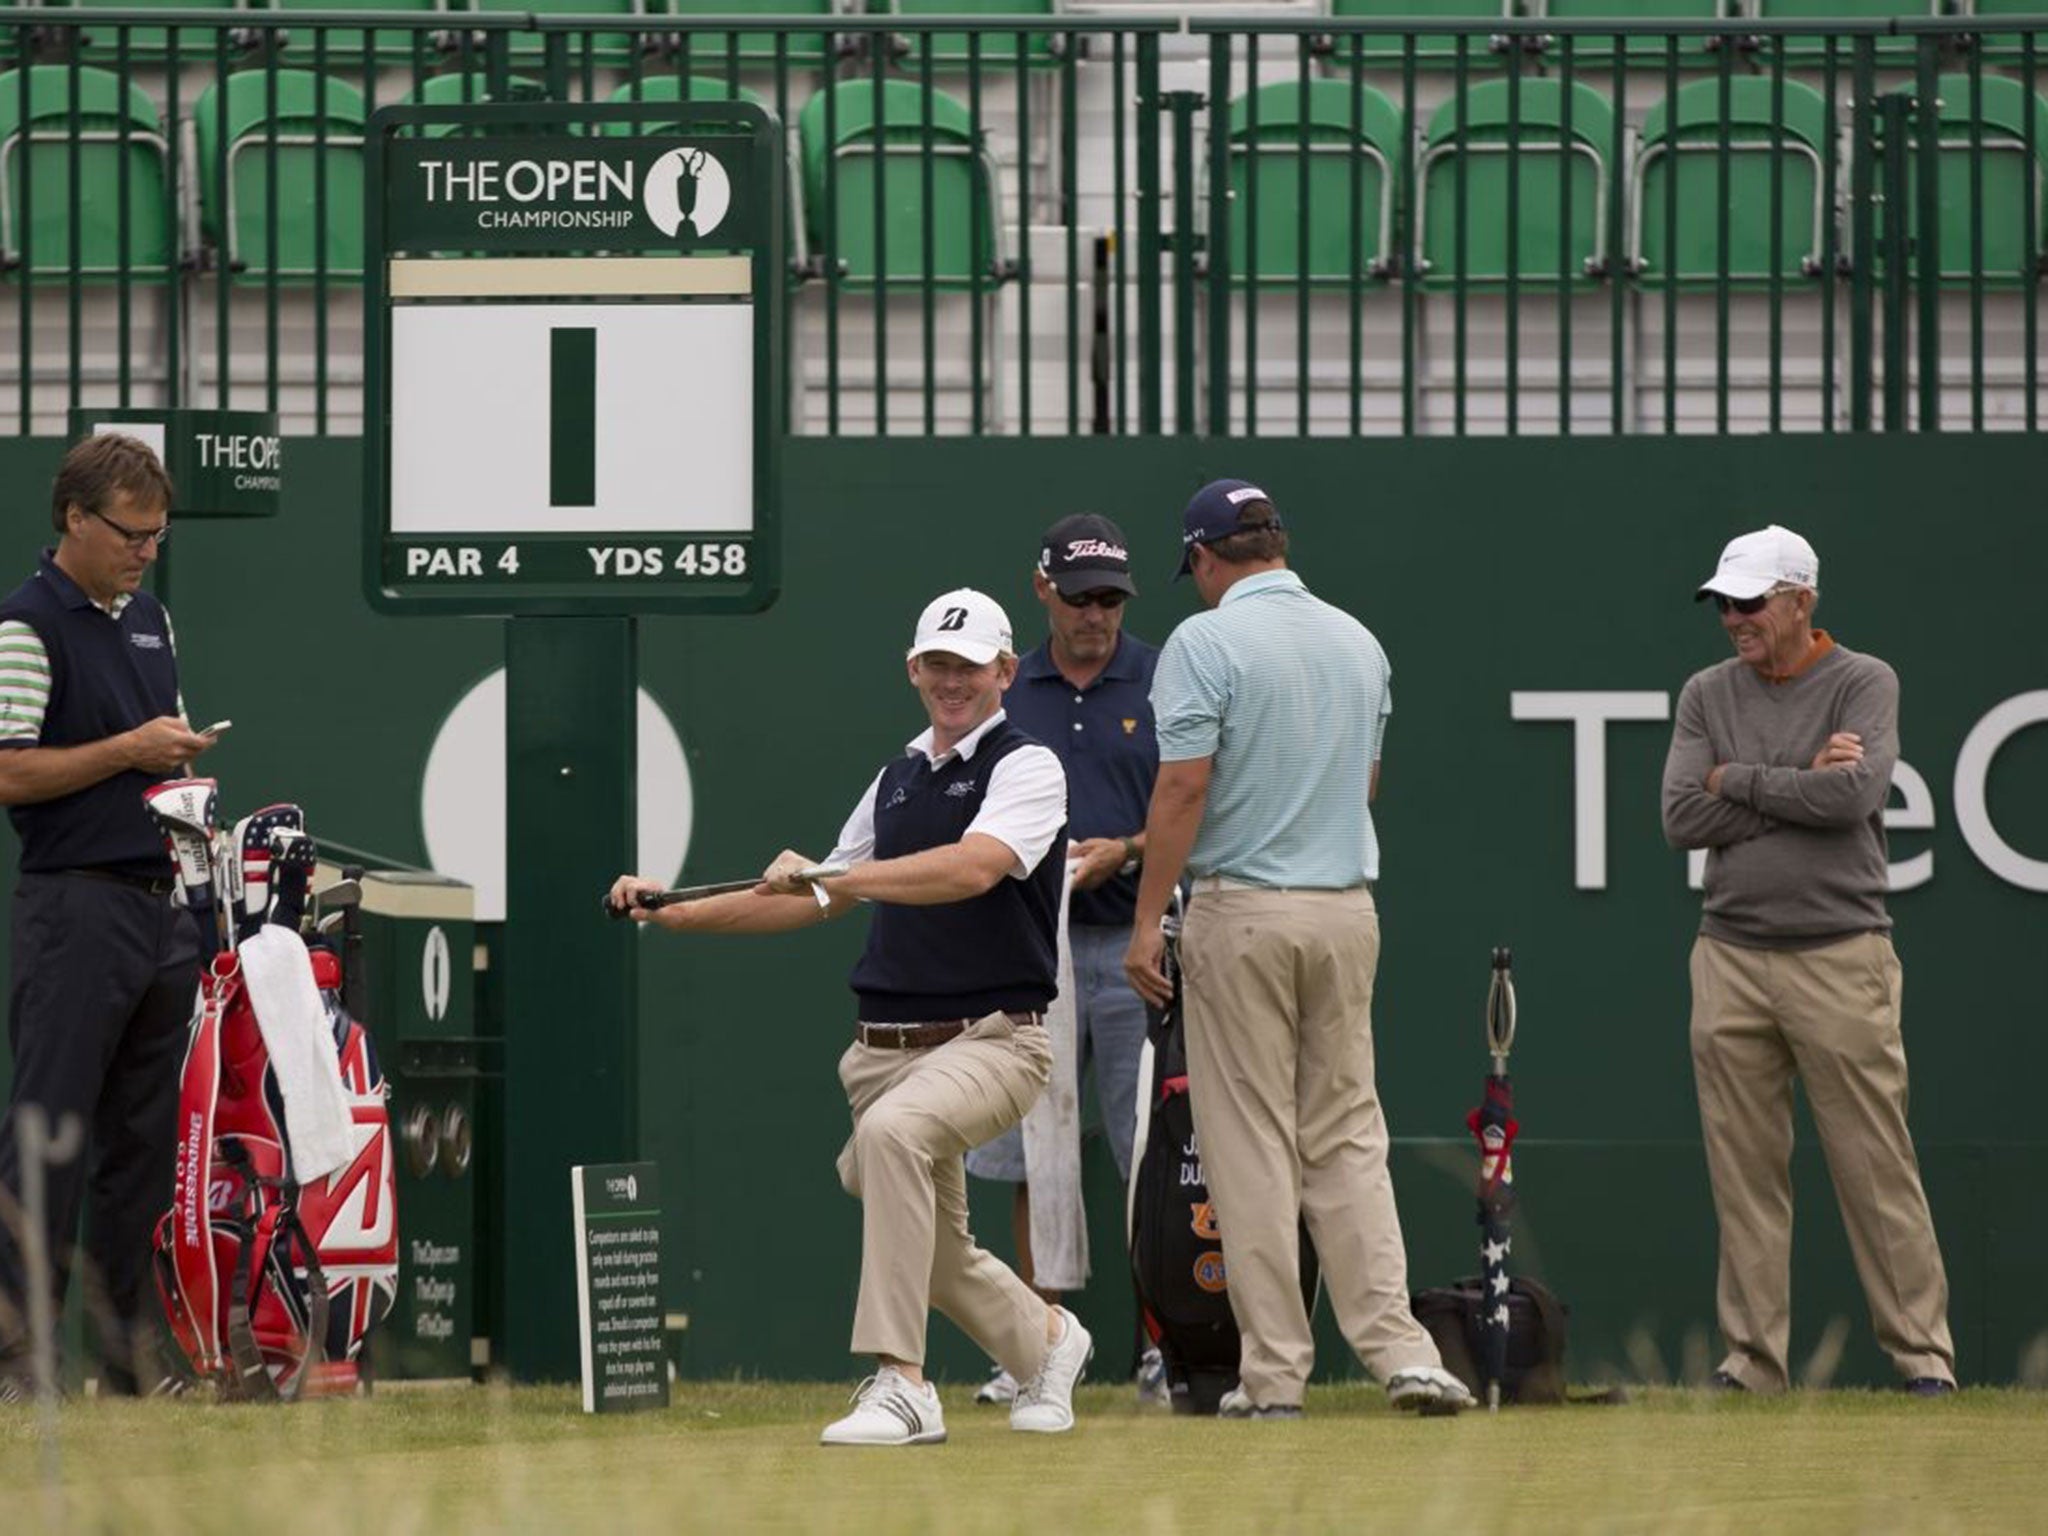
[
  {"x1": 268, "y1": 828, "x2": 316, "y2": 933},
  {"x1": 145, "y1": 778, "x2": 220, "y2": 919},
  {"x1": 231, "y1": 804, "x2": 305, "y2": 940}
]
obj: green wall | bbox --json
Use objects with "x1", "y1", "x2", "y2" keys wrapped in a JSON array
[{"x1": 1, "y1": 433, "x2": 2042, "y2": 1387}]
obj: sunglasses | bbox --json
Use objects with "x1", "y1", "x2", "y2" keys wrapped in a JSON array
[
  {"x1": 1056, "y1": 588, "x2": 1128, "y2": 610},
  {"x1": 1712, "y1": 590, "x2": 1786, "y2": 616}
]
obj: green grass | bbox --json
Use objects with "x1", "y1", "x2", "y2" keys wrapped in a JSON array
[{"x1": 3, "y1": 1382, "x2": 2044, "y2": 1534}]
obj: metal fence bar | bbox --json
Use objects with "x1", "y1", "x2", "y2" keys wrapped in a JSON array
[
  {"x1": 64, "y1": 45, "x2": 80, "y2": 413},
  {"x1": 1968, "y1": 42, "x2": 1984, "y2": 433},
  {"x1": 1348, "y1": 34, "x2": 1365, "y2": 438},
  {"x1": 1607, "y1": 37, "x2": 1626, "y2": 434},
  {"x1": 1660, "y1": 36, "x2": 1678, "y2": 434},
  {"x1": 1850, "y1": 37, "x2": 1877, "y2": 432},
  {"x1": 1505, "y1": 43, "x2": 1522, "y2": 438},
  {"x1": 1557, "y1": 35, "x2": 1574, "y2": 438},
  {"x1": 1821, "y1": 37, "x2": 1840, "y2": 432},
  {"x1": 1294, "y1": 34, "x2": 1309, "y2": 438},
  {"x1": 1713, "y1": 35, "x2": 1732, "y2": 435},
  {"x1": 2027, "y1": 36, "x2": 2040, "y2": 432},
  {"x1": 1014, "y1": 33, "x2": 1032, "y2": 436},
  {"x1": 868, "y1": 39, "x2": 886, "y2": 436},
  {"x1": 1453, "y1": 34, "x2": 1469, "y2": 437},
  {"x1": 1913, "y1": 36, "x2": 1940, "y2": 432},
  {"x1": 1400, "y1": 35, "x2": 1418, "y2": 436},
  {"x1": 1112, "y1": 30, "x2": 1129, "y2": 435},
  {"x1": 920, "y1": 41, "x2": 936, "y2": 437},
  {"x1": 1205, "y1": 39, "x2": 1229, "y2": 436},
  {"x1": 13, "y1": 29, "x2": 29, "y2": 432},
  {"x1": 1768, "y1": 38, "x2": 1785, "y2": 434},
  {"x1": 1135, "y1": 34, "x2": 1160, "y2": 435},
  {"x1": 1239, "y1": 32, "x2": 1258, "y2": 436},
  {"x1": 1062, "y1": 31, "x2": 1079, "y2": 436}
]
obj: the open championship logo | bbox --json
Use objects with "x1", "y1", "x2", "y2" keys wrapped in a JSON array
[{"x1": 643, "y1": 147, "x2": 731, "y2": 239}]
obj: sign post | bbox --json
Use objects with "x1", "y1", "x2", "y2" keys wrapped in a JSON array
[{"x1": 366, "y1": 102, "x2": 782, "y2": 1380}]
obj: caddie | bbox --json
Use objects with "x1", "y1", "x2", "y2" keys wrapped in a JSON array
[{"x1": 609, "y1": 587, "x2": 1092, "y2": 1446}]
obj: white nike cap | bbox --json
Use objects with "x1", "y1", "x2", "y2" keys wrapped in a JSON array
[
  {"x1": 1695, "y1": 524, "x2": 1821, "y2": 602},
  {"x1": 907, "y1": 587, "x2": 1014, "y2": 665}
]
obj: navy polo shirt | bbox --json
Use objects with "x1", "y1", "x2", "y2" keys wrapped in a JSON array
[
  {"x1": 0, "y1": 551, "x2": 181, "y2": 875},
  {"x1": 1003, "y1": 631, "x2": 1160, "y2": 927}
]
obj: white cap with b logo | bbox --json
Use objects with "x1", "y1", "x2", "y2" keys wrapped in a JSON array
[{"x1": 907, "y1": 587, "x2": 1013, "y2": 665}]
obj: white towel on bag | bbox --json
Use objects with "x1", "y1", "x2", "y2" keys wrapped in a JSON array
[
  {"x1": 236, "y1": 925, "x2": 356, "y2": 1181},
  {"x1": 1020, "y1": 859, "x2": 1088, "y2": 1292}
]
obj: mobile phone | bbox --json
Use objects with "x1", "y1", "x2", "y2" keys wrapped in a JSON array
[{"x1": 200, "y1": 719, "x2": 233, "y2": 736}]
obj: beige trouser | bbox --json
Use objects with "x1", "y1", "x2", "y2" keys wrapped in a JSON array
[
  {"x1": 835, "y1": 1011, "x2": 1053, "y2": 1377},
  {"x1": 1180, "y1": 885, "x2": 1441, "y2": 1406},
  {"x1": 1690, "y1": 932, "x2": 1955, "y2": 1392}
]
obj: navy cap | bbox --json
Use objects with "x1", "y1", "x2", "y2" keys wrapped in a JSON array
[
  {"x1": 1039, "y1": 512, "x2": 1138, "y2": 596},
  {"x1": 1176, "y1": 478, "x2": 1280, "y2": 578}
]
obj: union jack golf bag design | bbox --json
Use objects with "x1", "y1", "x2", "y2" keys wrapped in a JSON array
[{"x1": 143, "y1": 782, "x2": 399, "y2": 1400}]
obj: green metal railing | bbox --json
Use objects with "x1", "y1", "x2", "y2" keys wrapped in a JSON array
[{"x1": 1, "y1": 10, "x2": 2043, "y2": 436}]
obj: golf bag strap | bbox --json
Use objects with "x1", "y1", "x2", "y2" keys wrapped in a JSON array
[
  {"x1": 220, "y1": 1142, "x2": 278, "y2": 1402},
  {"x1": 276, "y1": 1193, "x2": 331, "y2": 1401}
]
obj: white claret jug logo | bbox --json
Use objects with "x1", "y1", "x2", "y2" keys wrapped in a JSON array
[
  {"x1": 643, "y1": 147, "x2": 731, "y2": 239},
  {"x1": 422, "y1": 925, "x2": 452, "y2": 1023}
]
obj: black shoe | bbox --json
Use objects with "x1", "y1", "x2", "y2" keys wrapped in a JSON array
[
  {"x1": 1708, "y1": 1369, "x2": 1748, "y2": 1392},
  {"x1": 1901, "y1": 1377, "x2": 1956, "y2": 1397}
]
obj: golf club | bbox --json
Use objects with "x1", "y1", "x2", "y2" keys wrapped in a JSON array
[{"x1": 603, "y1": 865, "x2": 848, "y2": 918}]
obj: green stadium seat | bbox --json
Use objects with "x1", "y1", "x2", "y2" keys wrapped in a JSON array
[
  {"x1": 0, "y1": 65, "x2": 174, "y2": 278},
  {"x1": 605, "y1": 74, "x2": 765, "y2": 136},
  {"x1": 51, "y1": 0, "x2": 254, "y2": 64},
  {"x1": 192, "y1": 70, "x2": 367, "y2": 280},
  {"x1": 465, "y1": 0, "x2": 648, "y2": 65},
  {"x1": 397, "y1": 71, "x2": 550, "y2": 135},
  {"x1": 265, "y1": 0, "x2": 454, "y2": 68},
  {"x1": 654, "y1": 0, "x2": 844, "y2": 70},
  {"x1": 1223, "y1": 80, "x2": 1405, "y2": 285},
  {"x1": 883, "y1": 0, "x2": 1062, "y2": 73},
  {"x1": 1748, "y1": 0, "x2": 1941, "y2": 59},
  {"x1": 1632, "y1": 77, "x2": 1833, "y2": 286},
  {"x1": 1533, "y1": 0, "x2": 1730, "y2": 66},
  {"x1": 1324, "y1": 0, "x2": 1518, "y2": 70},
  {"x1": 1874, "y1": 74, "x2": 2048, "y2": 286},
  {"x1": 799, "y1": 79, "x2": 1001, "y2": 287},
  {"x1": 1416, "y1": 78, "x2": 1613, "y2": 285},
  {"x1": 1965, "y1": 0, "x2": 2048, "y2": 66}
]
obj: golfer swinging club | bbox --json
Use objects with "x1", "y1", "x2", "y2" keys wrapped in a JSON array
[{"x1": 608, "y1": 588, "x2": 1092, "y2": 1447}]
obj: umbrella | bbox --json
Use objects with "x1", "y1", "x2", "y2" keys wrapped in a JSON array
[{"x1": 1467, "y1": 946, "x2": 1520, "y2": 1412}]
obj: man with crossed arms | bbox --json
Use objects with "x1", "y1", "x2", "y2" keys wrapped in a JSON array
[
  {"x1": 1123, "y1": 478, "x2": 1468, "y2": 1418},
  {"x1": 611, "y1": 587, "x2": 1092, "y2": 1446}
]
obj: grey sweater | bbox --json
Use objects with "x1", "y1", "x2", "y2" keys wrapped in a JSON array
[{"x1": 1660, "y1": 639, "x2": 1897, "y2": 949}]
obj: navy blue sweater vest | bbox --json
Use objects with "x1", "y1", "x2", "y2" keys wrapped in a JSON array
[
  {"x1": 849, "y1": 718, "x2": 1066, "y2": 1023},
  {"x1": 0, "y1": 554, "x2": 180, "y2": 874}
]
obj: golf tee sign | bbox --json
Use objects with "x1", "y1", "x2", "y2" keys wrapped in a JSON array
[
  {"x1": 572, "y1": 1161, "x2": 668, "y2": 1413},
  {"x1": 364, "y1": 102, "x2": 782, "y2": 616}
]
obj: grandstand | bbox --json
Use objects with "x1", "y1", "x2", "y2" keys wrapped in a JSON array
[{"x1": 0, "y1": 2, "x2": 2041, "y2": 436}]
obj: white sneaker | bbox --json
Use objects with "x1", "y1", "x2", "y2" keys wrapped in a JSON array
[
  {"x1": 1010, "y1": 1307, "x2": 1092, "y2": 1433},
  {"x1": 1136, "y1": 1346, "x2": 1170, "y2": 1409},
  {"x1": 1386, "y1": 1364, "x2": 1475, "y2": 1416},
  {"x1": 1218, "y1": 1384, "x2": 1304, "y2": 1419},
  {"x1": 819, "y1": 1368, "x2": 947, "y2": 1446},
  {"x1": 974, "y1": 1366, "x2": 1018, "y2": 1405}
]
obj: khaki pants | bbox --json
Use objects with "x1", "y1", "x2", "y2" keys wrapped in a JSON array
[
  {"x1": 835, "y1": 1012, "x2": 1053, "y2": 1376},
  {"x1": 1180, "y1": 886, "x2": 1441, "y2": 1406},
  {"x1": 1690, "y1": 932, "x2": 1955, "y2": 1391}
]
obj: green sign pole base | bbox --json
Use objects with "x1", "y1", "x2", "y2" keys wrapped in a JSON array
[{"x1": 501, "y1": 615, "x2": 638, "y2": 1381}]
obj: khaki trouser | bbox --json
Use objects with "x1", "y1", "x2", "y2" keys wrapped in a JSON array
[
  {"x1": 835, "y1": 1011, "x2": 1053, "y2": 1376},
  {"x1": 1180, "y1": 886, "x2": 1441, "y2": 1406},
  {"x1": 1690, "y1": 932, "x2": 1955, "y2": 1391}
]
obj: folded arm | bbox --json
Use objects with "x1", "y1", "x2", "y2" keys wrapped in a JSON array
[{"x1": 1661, "y1": 681, "x2": 1772, "y2": 850}]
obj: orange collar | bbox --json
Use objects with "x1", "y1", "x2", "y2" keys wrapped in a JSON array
[{"x1": 1767, "y1": 628, "x2": 1835, "y2": 684}]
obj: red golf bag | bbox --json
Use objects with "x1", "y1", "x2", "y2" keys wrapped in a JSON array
[{"x1": 152, "y1": 943, "x2": 399, "y2": 1399}]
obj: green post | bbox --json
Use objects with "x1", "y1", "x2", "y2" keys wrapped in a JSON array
[
  {"x1": 501, "y1": 615, "x2": 638, "y2": 1381},
  {"x1": 1878, "y1": 93, "x2": 1910, "y2": 434}
]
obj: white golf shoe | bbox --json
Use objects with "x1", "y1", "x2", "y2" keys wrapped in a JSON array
[
  {"x1": 974, "y1": 1366, "x2": 1018, "y2": 1405},
  {"x1": 819, "y1": 1368, "x2": 947, "y2": 1446},
  {"x1": 1386, "y1": 1364, "x2": 1475, "y2": 1416},
  {"x1": 1010, "y1": 1307, "x2": 1092, "y2": 1433}
]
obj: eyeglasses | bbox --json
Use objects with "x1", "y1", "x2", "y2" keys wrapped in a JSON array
[
  {"x1": 87, "y1": 507, "x2": 170, "y2": 550},
  {"x1": 1056, "y1": 589, "x2": 1127, "y2": 610}
]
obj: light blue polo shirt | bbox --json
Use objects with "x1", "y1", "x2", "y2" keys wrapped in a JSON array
[{"x1": 1151, "y1": 569, "x2": 1391, "y2": 887}]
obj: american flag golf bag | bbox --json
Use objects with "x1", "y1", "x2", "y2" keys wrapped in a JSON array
[{"x1": 151, "y1": 942, "x2": 399, "y2": 1399}]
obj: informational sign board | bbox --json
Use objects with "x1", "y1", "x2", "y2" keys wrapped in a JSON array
[
  {"x1": 364, "y1": 104, "x2": 782, "y2": 615},
  {"x1": 571, "y1": 1160, "x2": 667, "y2": 1413},
  {"x1": 68, "y1": 408, "x2": 283, "y2": 517}
]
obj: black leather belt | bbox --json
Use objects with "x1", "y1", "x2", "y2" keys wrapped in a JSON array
[
  {"x1": 856, "y1": 1011, "x2": 1043, "y2": 1050},
  {"x1": 59, "y1": 867, "x2": 176, "y2": 897}
]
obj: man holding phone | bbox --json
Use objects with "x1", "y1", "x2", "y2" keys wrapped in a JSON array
[{"x1": 0, "y1": 432, "x2": 220, "y2": 1398}]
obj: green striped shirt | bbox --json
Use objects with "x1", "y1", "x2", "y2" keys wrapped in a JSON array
[{"x1": 1151, "y1": 569, "x2": 1392, "y2": 887}]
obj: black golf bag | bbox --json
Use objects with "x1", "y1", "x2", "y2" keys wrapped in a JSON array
[{"x1": 1127, "y1": 912, "x2": 1318, "y2": 1414}]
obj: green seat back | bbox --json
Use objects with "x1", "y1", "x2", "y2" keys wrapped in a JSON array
[
  {"x1": 469, "y1": 0, "x2": 644, "y2": 64},
  {"x1": 659, "y1": 0, "x2": 839, "y2": 68},
  {"x1": 54, "y1": 0, "x2": 249, "y2": 64},
  {"x1": 193, "y1": 70, "x2": 368, "y2": 280},
  {"x1": 1751, "y1": 0, "x2": 1934, "y2": 56},
  {"x1": 1536, "y1": 0, "x2": 1727, "y2": 65},
  {"x1": 1327, "y1": 0, "x2": 1513, "y2": 67},
  {"x1": 399, "y1": 72, "x2": 551, "y2": 136},
  {"x1": 267, "y1": 0, "x2": 452, "y2": 67},
  {"x1": 1224, "y1": 81, "x2": 1404, "y2": 283},
  {"x1": 1636, "y1": 77, "x2": 1831, "y2": 285},
  {"x1": 887, "y1": 0, "x2": 1060, "y2": 72},
  {"x1": 0, "y1": 65, "x2": 172, "y2": 277},
  {"x1": 1420, "y1": 78, "x2": 1613, "y2": 284},
  {"x1": 1875, "y1": 76, "x2": 2048, "y2": 285},
  {"x1": 1970, "y1": 0, "x2": 2048, "y2": 63},
  {"x1": 798, "y1": 80, "x2": 992, "y2": 286},
  {"x1": 604, "y1": 74, "x2": 765, "y2": 138}
]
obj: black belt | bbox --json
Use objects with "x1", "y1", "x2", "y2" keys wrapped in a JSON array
[
  {"x1": 855, "y1": 1011, "x2": 1043, "y2": 1050},
  {"x1": 57, "y1": 867, "x2": 176, "y2": 897}
]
